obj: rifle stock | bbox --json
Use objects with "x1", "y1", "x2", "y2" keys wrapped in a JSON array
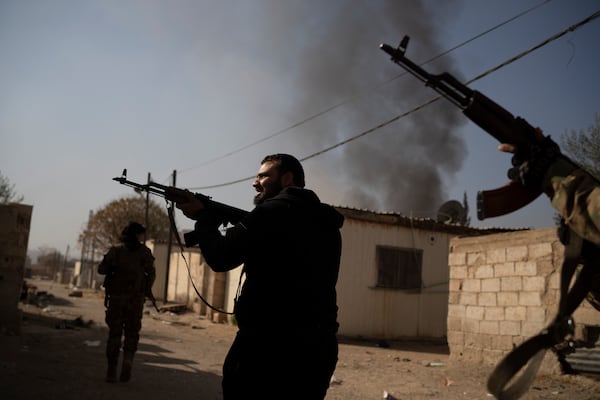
[
  {"x1": 112, "y1": 170, "x2": 249, "y2": 227},
  {"x1": 380, "y1": 37, "x2": 543, "y2": 220}
]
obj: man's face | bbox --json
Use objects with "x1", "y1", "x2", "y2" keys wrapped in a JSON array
[{"x1": 253, "y1": 160, "x2": 284, "y2": 205}]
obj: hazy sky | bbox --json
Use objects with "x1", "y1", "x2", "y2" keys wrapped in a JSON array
[{"x1": 2, "y1": 0, "x2": 600, "y2": 257}]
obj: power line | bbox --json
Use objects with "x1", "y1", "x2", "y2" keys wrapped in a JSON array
[
  {"x1": 178, "y1": 0, "x2": 550, "y2": 175},
  {"x1": 189, "y1": 9, "x2": 600, "y2": 191},
  {"x1": 301, "y1": 9, "x2": 600, "y2": 160}
]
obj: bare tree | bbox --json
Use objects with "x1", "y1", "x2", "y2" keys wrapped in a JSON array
[
  {"x1": 560, "y1": 113, "x2": 600, "y2": 179},
  {"x1": 0, "y1": 171, "x2": 24, "y2": 204},
  {"x1": 79, "y1": 195, "x2": 170, "y2": 254}
]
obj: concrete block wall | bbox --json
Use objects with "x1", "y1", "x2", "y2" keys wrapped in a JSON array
[
  {"x1": 447, "y1": 227, "x2": 568, "y2": 372},
  {"x1": 0, "y1": 204, "x2": 33, "y2": 335}
]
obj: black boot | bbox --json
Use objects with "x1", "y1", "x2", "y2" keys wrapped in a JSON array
[
  {"x1": 105, "y1": 348, "x2": 119, "y2": 383},
  {"x1": 106, "y1": 356, "x2": 118, "y2": 383},
  {"x1": 120, "y1": 351, "x2": 134, "y2": 382}
]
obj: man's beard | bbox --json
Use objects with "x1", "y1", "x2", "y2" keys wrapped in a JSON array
[
  {"x1": 253, "y1": 181, "x2": 283, "y2": 205},
  {"x1": 253, "y1": 192, "x2": 265, "y2": 205}
]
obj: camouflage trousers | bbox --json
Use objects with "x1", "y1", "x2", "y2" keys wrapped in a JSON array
[{"x1": 104, "y1": 294, "x2": 145, "y2": 362}]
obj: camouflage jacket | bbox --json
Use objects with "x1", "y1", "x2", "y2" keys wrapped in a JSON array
[
  {"x1": 545, "y1": 158, "x2": 600, "y2": 311},
  {"x1": 98, "y1": 244, "x2": 155, "y2": 296},
  {"x1": 545, "y1": 157, "x2": 600, "y2": 246}
]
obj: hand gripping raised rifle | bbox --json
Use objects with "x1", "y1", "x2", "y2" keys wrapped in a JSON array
[
  {"x1": 380, "y1": 36, "x2": 546, "y2": 221},
  {"x1": 380, "y1": 36, "x2": 597, "y2": 400}
]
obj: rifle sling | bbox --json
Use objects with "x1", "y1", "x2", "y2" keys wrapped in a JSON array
[
  {"x1": 167, "y1": 205, "x2": 234, "y2": 315},
  {"x1": 487, "y1": 229, "x2": 595, "y2": 399}
]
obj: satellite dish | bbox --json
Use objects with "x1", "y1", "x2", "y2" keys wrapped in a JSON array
[{"x1": 437, "y1": 200, "x2": 466, "y2": 224}]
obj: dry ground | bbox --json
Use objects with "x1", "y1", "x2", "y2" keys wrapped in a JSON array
[{"x1": 2, "y1": 278, "x2": 600, "y2": 400}]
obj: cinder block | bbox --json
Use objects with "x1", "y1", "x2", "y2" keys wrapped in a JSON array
[
  {"x1": 515, "y1": 260, "x2": 537, "y2": 276},
  {"x1": 505, "y1": 306, "x2": 527, "y2": 321},
  {"x1": 447, "y1": 317, "x2": 462, "y2": 331},
  {"x1": 462, "y1": 279, "x2": 481, "y2": 292},
  {"x1": 478, "y1": 292, "x2": 497, "y2": 307},
  {"x1": 446, "y1": 330, "x2": 464, "y2": 346},
  {"x1": 486, "y1": 248, "x2": 506, "y2": 264},
  {"x1": 466, "y1": 305, "x2": 484, "y2": 320},
  {"x1": 529, "y1": 242, "x2": 553, "y2": 258},
  {"x1": 480, "y1": 321, "x2": 499, "y2": 335},
  {"x1": 523, "y1": 276, "x2": 545, "y2": 291},
  {"x1": 491, "y1": 333, "x2": 516, "y2": 350},
  {"x1": 459, "y1": 292, "x2": 477, "y2": 306},
  {"x1": 475, "y1": 265, "x2": 494, "y2": 279},
  {"x1": 447, "y1": 291, "x2": 460, "y2": 304},
  {"x1": 526, "y1": 307, "x2": 547, "y2": 323},
  {"x1": 481, "y1": 278, "x2": 500, "y2": 292},
  {"x1": 500, "y1": 276, "x2": 522, "y2": 291},
  {"x1": 494, "y1": 262, "x2": 515, "y2": 277},
  {"x1": 448, "y1": 252, "x2": 466, "y2": 266},
  {"x1": 450, "y1": 265, "x2": 467, "y2": 279},
  {"x1": 497, "y1": 292, "x2": 518, "y2": 306},
  {"x1": 484, "y1": 306, "x2": 504, "y2": 321},
  {"x1": 506, "y1": 245, "x2": 528, "y2": 262},
  {"x1": 462, "y1": 318, "x2": 479, "y2": 333},
  {"x1": 499, "y1": 320, "x2": 521, "y2": 336},
  {"x1": 519, "y1": 291, "x2": 542, "y2": 306},
  {"x1": 466, "y1": 252, "x2": 484, "y2": 266},
  {"x1": 448, "y1": 304, "x2": 466, "y2": 318},
  {"x1": 448, "y1": 279, "x2": 461, "y2": 293}
]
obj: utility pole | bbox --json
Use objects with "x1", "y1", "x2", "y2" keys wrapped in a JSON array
[
  {"x1": 164, "y1": 170, "x2": 176, "y2": 302},
  {"x1": 144, "y1": 172, "x2": 151, "y2": 244},
  {"x1": 61, "y1": 244, "x2": 70, "y2": 285},
  {"x1": 78, "y1": 210, "x2": 93, "y2": 288},
  {"x1": 88, "y1": 239, "x2": 96, "y2": 288}
]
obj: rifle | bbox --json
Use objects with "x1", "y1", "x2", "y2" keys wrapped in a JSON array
[
  {"x1": 113, "y1": 169, "x2": 248, "y2": 224},
  {"x1": 113, "y1": 169, "x2": 249, "y2": 245},
  {"x1": 380, "y1": 36, "x2": 544, "y2": 220},
  {"x1": 146, "y1": 288, "x2": 161, "y2": 313}
]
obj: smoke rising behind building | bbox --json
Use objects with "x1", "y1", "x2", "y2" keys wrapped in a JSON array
[{"x1": 250, "y1": 0, "x2": 467, "y2": 217}]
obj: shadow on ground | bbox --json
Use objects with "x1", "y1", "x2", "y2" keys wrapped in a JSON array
[
  {"x1": 338, "y1": 335, "x2": 449, "y2": 355},
  {"x1": 1, "y1": 308, "x2": 223, "y2": 400}
]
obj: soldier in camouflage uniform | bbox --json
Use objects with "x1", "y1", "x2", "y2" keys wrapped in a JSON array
[
  {"x1": 97, "y1": 222, "x2": 156, "y2": 383},
  {"x1": 500, "y1": 131, "x2": 600, "y2": 311}
]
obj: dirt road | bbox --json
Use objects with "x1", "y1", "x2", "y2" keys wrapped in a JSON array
[{"x1": 2, "y1": 279, "x2": 600, "y2": 400}]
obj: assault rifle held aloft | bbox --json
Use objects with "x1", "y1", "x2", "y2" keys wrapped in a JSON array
[
  {"x1": 112, "y1": 169, "x2": 249, "y2": 228},
  {"x1": 380, "y1": 36, "x2": 545, "y2": 220}
]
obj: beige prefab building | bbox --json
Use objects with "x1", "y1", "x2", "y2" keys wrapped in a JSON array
[
  {"x1": 334, "y1": 207, "x2": 509, "y2": 340},
  {"x1": 147, "y1": 240, "x2": 239, "y2": 323}
]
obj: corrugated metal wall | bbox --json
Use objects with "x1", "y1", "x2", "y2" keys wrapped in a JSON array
[{"x1": 336, "y1": 218, "x2": 453, "y2": 339}]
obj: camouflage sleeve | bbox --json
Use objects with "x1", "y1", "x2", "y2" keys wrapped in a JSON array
[
  {"x1": 547, "y1": 158, "x2": 600, "y2": 245},
  {"x1": 97, "y1": 247, "x2": 117, "y2": 275}
]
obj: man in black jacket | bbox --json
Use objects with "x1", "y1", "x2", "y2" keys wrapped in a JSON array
[{"x1": 175, "y1": 154, "x2": 344, "y2": 399}]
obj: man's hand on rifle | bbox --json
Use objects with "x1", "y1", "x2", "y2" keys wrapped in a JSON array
[
  {"x1": 166, "y1": 187, "x2": 206, "y2": 220},
  {"x1": 498, "y1": 127, "x2": 561, "y2": 196}
]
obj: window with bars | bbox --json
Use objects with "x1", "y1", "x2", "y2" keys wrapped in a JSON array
[{"x1": 376, "y1": 245, "x2": 423, "y2": 290}]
